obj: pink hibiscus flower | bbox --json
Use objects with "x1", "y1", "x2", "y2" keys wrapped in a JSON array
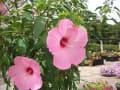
[
  {"x1": 105, "y1": 88, "x2": 108, "y2": 90},
  {"x1": 0, "y1": 2, "x2": 8, "y2": 15},
  {"x1": 8, "y1": 56, "x2": 43, "y2": 90},
  {"x1": 47, "y1": 19, "x2": 88, "y2": 70}
]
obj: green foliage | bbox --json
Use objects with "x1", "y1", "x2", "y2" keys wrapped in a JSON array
[
  {"x1": 80, "y1": 59, "x2": 88, "y2": 66},
  {"x1": 83, "y1": 81, "x2": 113, "y2": 90},
  {"x1": 0, "y1": 0, "x2": 89, "y2": 90},
  {"x1": 116, "y1": 82, "x2": 120, "y2": 87},
  {"x1": 86, "y1": 43, "x2": 118, "y2": 51}
]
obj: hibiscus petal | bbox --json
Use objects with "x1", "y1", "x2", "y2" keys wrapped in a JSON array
[
  {"x1": 53, "y1": 49, "x2": 71, "y2": 70},
  {"x1": 0, "y1": 2, "x2": 8, "y2": 15},
  {"x1": 47, "y1": 28, "x2": 62, "y2": 54},
  {"x1": 13, "y1": 74, "x2": 31, "y2": 90},
  {"x1": 14, "y1": 56, "x2": 40, "y2": 75},
  {"x1": 14, "y1": 56, "x2": 31, "y2": 66},
  {"x1": 58, "y1": 19, "x2": 74, "y2": 36},
  {"x1": 8, "y1": 65, "x2": 29, "y2": 90},
  {"x1": 67, "y1": 47, "x2": 86, "y2": 65},
  {"x1": 30, "y1": 75, "x2": 43, "y2": 90},
  {"x1": 8, "y1": 65, "x2": 26, "y2": 78},
  {"x1": 69, "y1": 27, "x2": 88, "y2": 48},
  {"x1": 30, "y1": 59, "x2": 41, "y2": 74}
]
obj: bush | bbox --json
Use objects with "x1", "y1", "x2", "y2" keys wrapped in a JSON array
[
  {"x1": 86, "y1": 43, "x2": 118, "y2": 51},
  {"x1": 83, "y1": 81, "x2": 113, "y2": 90}
]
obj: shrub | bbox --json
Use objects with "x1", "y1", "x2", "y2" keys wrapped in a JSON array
[
  {"x1": 83, "y1": 81, "x2": 113, "y2": 90},
  {"x1": 86, "y1": 43, "x2": 118, "y2": 51}
]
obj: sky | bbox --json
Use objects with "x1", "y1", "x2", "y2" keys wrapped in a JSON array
[{"x1": 87, "y1": 0, "x2": 120, "y2": 24}]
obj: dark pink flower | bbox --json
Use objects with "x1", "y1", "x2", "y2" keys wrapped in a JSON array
[
  {"x1": 105, "y1": 88, "x2": 108, "y2": 90},
  {"x1": 47, "y1": 19, "x2": 88, "y2": 70},
  {"x1": 8, "y1": 56, "x2": 43, "y2": 90},
  {"x1": 118, "y1": 58, "x2": 120, "y2": 61},
  {"x1": 0, "y1": 2, "x2": 8, "y2": 15}
]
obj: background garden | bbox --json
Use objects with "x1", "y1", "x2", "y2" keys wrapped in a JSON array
[{"x1": 0, "y1": 0, "x2": 120, "y2": 90}]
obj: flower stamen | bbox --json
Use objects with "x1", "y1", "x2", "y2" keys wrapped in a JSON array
[
  {"x1": 26, "y1": 67, "x2": 33, "y2": 75},
  {"x1": 60, "y1": 37, "x2": 68, "y2": 48}
]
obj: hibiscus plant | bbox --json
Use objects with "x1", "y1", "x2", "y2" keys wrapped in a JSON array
[{"x1": 0, "y1": 0, "x2": 89, "y2": 90}]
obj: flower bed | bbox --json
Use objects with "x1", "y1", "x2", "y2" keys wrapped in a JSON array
[
  {"x1": 83, "y1": 81, "x2": 113, "y2": 90},
  {"x1": 100, "y1": 62, "x2": 120, "y2": 78},
  {"x1": 100, "y1": 67, "x2": 114, "y2": 77}
]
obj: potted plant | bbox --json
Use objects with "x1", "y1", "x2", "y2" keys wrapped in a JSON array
[
  {"x1": 91, "y1": 52, "x2": 97, "y2": 60},
  {"x1": 116, "y1": 52, "x2": 120, "y2": 58},
  {"x1": 112, "y1": 52, "x2": 118, "y2": 57},
  {"x1": 104, "y1": 51, "x2": 119, "y2": 61},
  {"x1": 87, "y1": 51, "x2": 92, "y2": 59},
  {"x1": 83, "y1": 81, "x2": 113, "y2": 90},
  {"x1": 90, "y1": 52, "x2": 104, "y2": 66},
  {"x1": 115, "y1": 82, "x2": 120, "y2": 90},
  {"x1": 112, "y1": 62, "x2": 120, "y2": 77},
  {"x1": 114, "y1": 67, "x2": 120, "y2": 78},
  {"x1": 100, "y1": 66, "x2": 114, "y2": 77},
  {"x1": 88, "y1": 60, "x2": 93, "y2": 66},
  {"x1": 96, "y1": 52, "x2": 102, "y2": 60},
  {"x1": 92, "y1": 52, "x2": 104, "y2": 66},
  {"x1": 101, "y1": 50, "x2": 108, "y2": 60}
]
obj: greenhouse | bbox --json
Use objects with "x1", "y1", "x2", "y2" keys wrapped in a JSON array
[{"x1": 0, "y1": 0, "x2": 120, "y2": 90}]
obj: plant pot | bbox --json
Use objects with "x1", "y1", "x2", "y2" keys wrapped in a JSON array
[
  {"x1": 116, "y1": 86, "x2": 120, "y2": 90},
  {"x1": 88, "y1": 61, "x2": 93, "y2": 66},
  {"x1": 102, "y1": 56, "x2": 108, "y2": 60},
  {"x1": 93, "y1": 59, "x2": 104, "y2": 66},
  {"x1": 104, "y1": 56, "x2": 118, "y2": 61},
  {"x1": 116, "y1": 83, "x2": 120, "y2": 90}
]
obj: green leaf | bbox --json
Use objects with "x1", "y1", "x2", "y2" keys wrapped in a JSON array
[
  {"x1": 40, "y1": 31, "x2": 48, "y2": 46},
  {"x1": 40, "y1": 66, "x2": 44, "y2": 75},
  {"x1": 37, "y1": 0, "x2": 46, "y2": 10},
  {"x1": 23, "y1": 12, "x2": 33, "y2": 21},
  {"x1": 59, "y1": 12, "x2": 70, "y2": 16},
  {"x1": 42, "y1": 60, "x2": 46, "y2": 67},
  {"x1": 114, "y1": 7, "x2": 120, "y2": 12},
  {"x1": 103, "y1": 5, "x2": 109, "y2": 13},
  {"x1": 18, "y1": 39, "x2": 26, "y2": 48},
  {"x1": 33, "y1": 16, "x2": 46, "y2": 38},
  {"x1": 95, "y1": 6, "x2": 102, "y2": 11},
  {"x1": 23, "y1": 5, "x2": 32, "y2": 10}
]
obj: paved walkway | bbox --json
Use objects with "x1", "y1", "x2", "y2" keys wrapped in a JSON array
[
  {"x1": 0, "y1": 72, "x2": 6, "y2": 90},
  {"x1": 0, "y1": 61, "x2": 120, "y2": 90}
]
